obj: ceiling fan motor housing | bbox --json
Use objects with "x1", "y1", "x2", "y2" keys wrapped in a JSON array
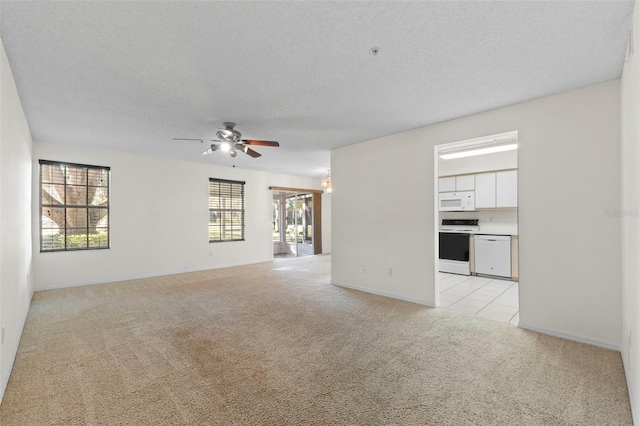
[{"x1": 217, "y1": 122, "x2": 242, "y2": 142}]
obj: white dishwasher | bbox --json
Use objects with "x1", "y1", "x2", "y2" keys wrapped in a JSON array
[{"x1": 474, "y1": 234, "x2": 511, "y2": 278}]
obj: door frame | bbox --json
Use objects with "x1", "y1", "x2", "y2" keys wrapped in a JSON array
[
  {"x1": 270, "y1": 186, "x2": 323, "y2": 256},
  {"x1": 433, "y1": 131, "x2": 519, "y2": 307}
]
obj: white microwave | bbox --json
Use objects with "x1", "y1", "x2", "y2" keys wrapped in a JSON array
[{"x1": 438, "y1": 191, "x2": 476, "y2": 211}]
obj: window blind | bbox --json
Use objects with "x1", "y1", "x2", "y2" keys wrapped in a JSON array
[{"x1": 209, "y1": 178, "x2": 245, "y2": 242}]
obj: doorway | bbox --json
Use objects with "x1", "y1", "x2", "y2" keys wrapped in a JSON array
[
  {"x1": 434, "y1": 131, "x2": 519, "y2": 325},
  {"x1": 271, "y1": 188, "x2": 323, "y2": 258}
]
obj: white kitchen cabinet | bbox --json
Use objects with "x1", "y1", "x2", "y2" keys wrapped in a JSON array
[
  {"x1": 439, "y1": 175, "x2": 475, "y2": 192},
  {"x1": 438, "y1": 177, "x2": 456, "y2": 192},
  {"x1": 474, "y1": 170, "x2": 517, "y2": 208},
  {"x1": 474, "y1": 234, "x2": 511, "y2": 278},
  {"x1": 455, "y1": 174, "x2": 475, "y2": 191},
  {"x1": 475, "y1": 172, "x2": 496, "y2": 208},
  {"x1": 496, "y1": 170, "x2": 517, "y2": 207}
]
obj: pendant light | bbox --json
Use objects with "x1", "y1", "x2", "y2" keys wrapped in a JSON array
[{"x1": 321, "y1": 170, "x2": 332, "y2": 194}]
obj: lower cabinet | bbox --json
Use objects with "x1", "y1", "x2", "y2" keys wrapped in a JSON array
[{"x1": 474, "y1": 234, "x2": 511, "y2": 278}]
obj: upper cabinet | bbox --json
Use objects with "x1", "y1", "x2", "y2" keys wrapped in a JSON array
[
  {"x1": 496, "y1": 170, "x2": 517, "y2": 208},
  {"x1": 475, "y1": 173, "x2": 496, "y2": 208},
  {"x1": 473, "y1": 170, "x2": 517, "y2": 208},
  {"x1": 439, "y1": 176, "x2": 456, "y2": 192},
  {"x1": 456, "y1": 175, "x2": 475, "y2": 191},
  {"x1": 439, "y1": 175, "x2": 475, "y2": 192}
]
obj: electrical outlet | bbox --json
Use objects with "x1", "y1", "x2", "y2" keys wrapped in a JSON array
[
  {"x1": 359, "y1": 266, "x2": 365, "y2": 273},
  {"x1": 1, "y1": 325, "x2": 5, "y2": 344},
  {"x1": 388, "y1": 268, "x2": 393, "y2": 277},
  {"x1": 209, "y1": 251, "x2": 213, "y2": 256}
]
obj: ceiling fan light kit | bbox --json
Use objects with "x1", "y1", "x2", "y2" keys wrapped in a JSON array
[{"x1": 174, "y1": 122, "x2": 280, "y2": 159}]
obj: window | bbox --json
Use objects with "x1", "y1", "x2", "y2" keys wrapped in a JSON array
[
  {"x1": 209, "y1": 178, "x2": 245, "y2": 242},
  {"x1": 39, "y1": 160, "x2": 110, "y2": 251}
]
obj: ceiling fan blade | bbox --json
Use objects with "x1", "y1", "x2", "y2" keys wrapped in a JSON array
[
  {"x1": 201, "y1": 144, "x2": 219, "y2": 155},
  {"x1": 174, "y1": 138, "x2": 222, "y2": 143},
  {"x1": 242, "y1": 139, "x2": 279, "y2": 147},
  {"x1": 241, "y1": 146, "x2": 262, "y2": 158}
]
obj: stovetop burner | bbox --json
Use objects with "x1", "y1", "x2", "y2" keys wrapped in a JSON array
[{"x1": 442, "y1": 219, "x2": 478, "y2": 227}]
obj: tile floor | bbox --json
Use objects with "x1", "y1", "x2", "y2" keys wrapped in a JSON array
[{"x1": 438, "y1": 272, "x2": 519, "y2": 325}]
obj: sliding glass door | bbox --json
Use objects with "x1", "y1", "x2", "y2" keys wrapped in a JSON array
[{"x1": 272, "y1": 191, "x2": 314, "y2": 257}]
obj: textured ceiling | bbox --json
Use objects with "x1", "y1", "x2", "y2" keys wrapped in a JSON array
[{"x1": 0, "y1": 1, "x2": 634, "y2": 178}]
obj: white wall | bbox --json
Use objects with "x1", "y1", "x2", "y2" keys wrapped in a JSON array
[
  {"x1": 621, "y1": 0, "x2": 640, "y2": 421},
  {"x1": 332, "y1": 79, "x2": 621, "y2": 348},
  {"x1": 33, "y1": 142, "x2": 327, "y2": 289},
  {"x1": 0, "y1": 38, "x2": 33, "y2": 402}
]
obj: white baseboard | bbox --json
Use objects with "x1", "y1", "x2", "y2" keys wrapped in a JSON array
[
  {"x1": 623, "y1": 354, "x2": 639, "y2": 425},
  {"x1": 34, "y1": 258, "x2": 273, "y2": 291},
  {"x1": 0, "y1": 287, "x2": 33, "y2": 405},
  {"x1": 331, "y1": 281, "x2": 436, "y2": 308},
  {"x1": 518, "y1": 322, "x2": 620, "y2": 351}
]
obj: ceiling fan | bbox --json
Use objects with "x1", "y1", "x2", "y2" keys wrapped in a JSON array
[{"x1": 173, "y1": 122, "x2": 280, "y2": 158}]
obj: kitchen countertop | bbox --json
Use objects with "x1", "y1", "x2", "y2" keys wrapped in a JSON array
[{"x1": 477, "y1": 225, "x2": 518, "y2": 236}]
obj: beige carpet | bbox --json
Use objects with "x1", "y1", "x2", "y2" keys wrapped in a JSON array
[{"x1": 0, "y1": 255, "x2": 632, "y2": 425}]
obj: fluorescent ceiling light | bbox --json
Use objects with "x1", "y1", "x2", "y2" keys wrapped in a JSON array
[{"x1": 440, "y1": 143, "x2": 518, "y2": 160}]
